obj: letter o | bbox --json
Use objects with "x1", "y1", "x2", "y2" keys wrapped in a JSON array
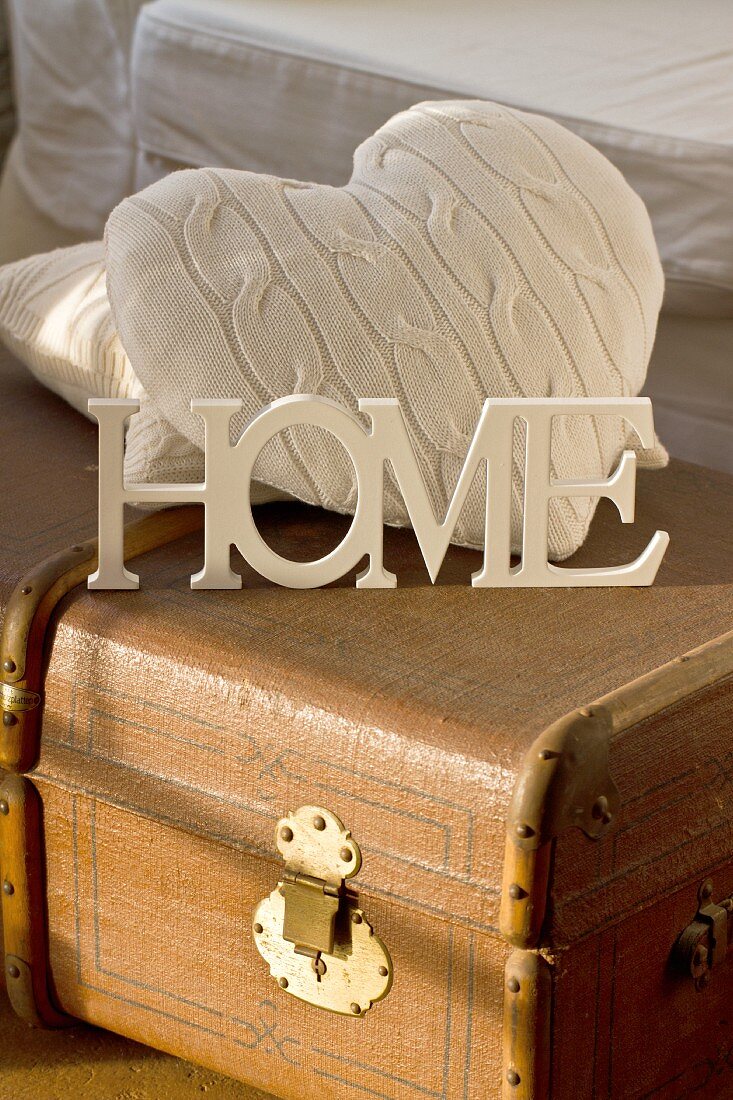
[{"x1": 231, "y1": 396, "x2": 372, "y2": 588}]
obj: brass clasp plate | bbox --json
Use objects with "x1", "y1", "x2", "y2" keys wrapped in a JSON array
[{"x1": 253, "y1": 805, "x2": 393, "y2": 1017}]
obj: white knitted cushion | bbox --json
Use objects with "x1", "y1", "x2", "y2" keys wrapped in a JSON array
[
  {"x1": 0, "y1": 241, "x2": 138, "y2": 414},
  {"x1": 107, "y1": 99, "x2": 666, "y2": 559}
]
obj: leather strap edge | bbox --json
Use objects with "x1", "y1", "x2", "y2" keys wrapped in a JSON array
[
  {"x1": 502, "y1": 949, "x2": 552, "y2": 1099},
  {"x1": 0, "y1": 773, "x2": 73, "y2": 1027},
  {"x1": 0, "y1": 506, "x2": 203, "y2": 773}
]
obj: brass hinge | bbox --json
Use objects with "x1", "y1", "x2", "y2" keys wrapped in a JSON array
[
  {"x1": 674, "y1": 879, "x2": 733, "y2": 991},
  {"x1": 253, "y1": 805, "x2": 393, "y2": 1016},
  {"x1": 281, "y1": 872, "x2": 340, "y2": 957}
]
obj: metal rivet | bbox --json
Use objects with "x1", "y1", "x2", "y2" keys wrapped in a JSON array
[
  {"x1": 515, "y1": 823, "x2": 534, "y2": 839},
  {"x1": 507, "y1": 1070, "x2": 521, "y2": 1087},
  {"x1": 21, "y1": 586, "x2": 32, "y2": 595},
  {"x1": 7, "y1": 963, "x2": 20, "y2": 979},
  {"x1": 3, "y1": 712, "x2": 17, "y2": 727},
  {"x1": 340, "y1": 847, "x2": 353, "y2": 863},
  {"x1": 253, "y1": 923, "x2": 263, "y2": 935},
  {"x1": 700, "y1": 881, "x2": 713, "y2": 901},
  {"x1": 72, "y1": 545, "x2": 84, "y2": 553},
  {"x1": 508, "y1": 883, "x2": 526, "y2": 901},
  {"x1": 0, "y1": 800, "x2": 8, "y2": 815},
  {"x1": 280, "y1": 826, "x2": 294, "y2": 843},
  {"x1": 592, "y1": 796, "x2": 609, "y2": 821},
  {"x1": 350, "y1": 1003, "x2": 361, "y2": 1015},
  {"x1": 579, "y1": 707, "x2": 593, "y2": 718},
  {"x1": 2, "y1": 659, "x2": 15, "y2": 674},
  {"x1": 538, "y1": 749, "x2": 556, "y2": 761},
  {"x1": 313, "y1": 957, "x2": 327, "y2": 977},
  {"x1": 2, "y1": 881, "x2": 13, "y2": 896},
  {"x1": 507, "y1": 977, "x2": 520, "y2": 993},
  {"x1": 378, "y1": 965, "x2": 388, "y2": 977},
  {"x1": 278, "y1": 977, "x2": 289, "y2": 989},
  {"x1": 352, "y1": 912, "x2": 363, "y2": 924},
  {"x1": 313, "y1": 815, "x2": 326, "y2": 831}
]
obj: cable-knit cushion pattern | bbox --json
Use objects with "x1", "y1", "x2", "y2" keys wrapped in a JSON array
[{"x1": 107, "y1": 99, "x2": 666, "y2": 559}]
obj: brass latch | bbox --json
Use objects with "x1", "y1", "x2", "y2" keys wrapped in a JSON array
[
  {"x1": 253, "y1": 806, "x2": 393, "y2": 1016},
  {"x1": 281, "y1": 872, "x2": 340, "y2": 958},
  {"x1": 674, "y1": 879, "x2": 733, "y2": 991}
]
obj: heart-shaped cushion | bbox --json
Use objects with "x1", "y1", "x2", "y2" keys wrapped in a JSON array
[{"x1": 106, "y1": 99, "x2": 666, "y2": 560}]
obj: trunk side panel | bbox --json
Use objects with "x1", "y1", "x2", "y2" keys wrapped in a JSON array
[
  {"x1": 38, "y1": 778, "x2": 508, "y2": 1100},
  {"x1": 551, "y1": 863, "x2": 733, "y2": 1098},
  {"x1": 550, "y1": 677, "x2": 733, "y2": 948}
]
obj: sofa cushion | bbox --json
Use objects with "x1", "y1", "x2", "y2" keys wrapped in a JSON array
[{"x1": 132, "y1": 0, "x2": 733, "y2": 317}]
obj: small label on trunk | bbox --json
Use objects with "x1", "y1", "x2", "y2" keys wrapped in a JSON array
[{"x1": 1, "y1": 682, "x2": 41, "y2": 712}]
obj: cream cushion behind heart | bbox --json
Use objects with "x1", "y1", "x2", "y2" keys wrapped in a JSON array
[
  {"x1": 106, "y1": 99, "x2": 666, "y2": 560},
  {"x1": 0, "y1": 241, "x2": 138, "y2": 414},
  {"x1": 0, "y1": 240, "x2": 197, "y2": 491},
  {"x1": 0, "y1": 240, "x2": 283, "y2": 504}
]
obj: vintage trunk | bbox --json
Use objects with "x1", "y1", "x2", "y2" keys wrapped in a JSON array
[{"x1": 1, "y1": 350, "x2": 732, "y2": 1099}]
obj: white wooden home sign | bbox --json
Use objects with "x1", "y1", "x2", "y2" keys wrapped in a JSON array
[{"x1": 88, "y1": 396, "x2": 669, "y2": 590}]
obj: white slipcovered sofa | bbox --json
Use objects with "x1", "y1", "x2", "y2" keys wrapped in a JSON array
[
  {"x1": 2, "y1": 0, "x2": 731, "y2": 472},
  {"x1": 0, "y1": 2, "x2": 12, "y2": 164}
]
